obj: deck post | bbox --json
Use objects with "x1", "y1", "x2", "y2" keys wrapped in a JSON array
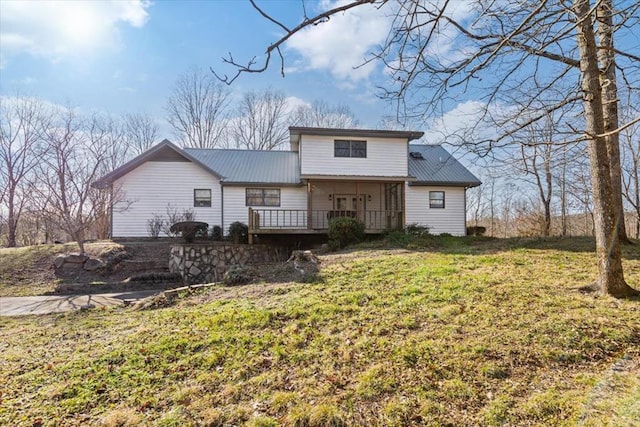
[
  {"x1": 400, "y1": 182, "x2": 406, "y2": 229},
  {"x1": 307, "y1": 180, "x2": 313, "y2": 229}
]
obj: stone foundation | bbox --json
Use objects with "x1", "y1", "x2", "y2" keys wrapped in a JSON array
[{"x1": 169, "y1": 243, "x2": 284, "y2": 285}]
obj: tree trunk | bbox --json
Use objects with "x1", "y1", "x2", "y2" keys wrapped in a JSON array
[
  {"x1": 596, "y1": 0, "x2": 630, "y2": 244},
  {"x1": 7, "y1": 195, "x2": 17, "y2": 247},
  {"x1": 574, "y1": 0, "x2": 637, "y2": 297},
  {"x1": 543, "y1": 199, "x2": 551, "y2": 237}
]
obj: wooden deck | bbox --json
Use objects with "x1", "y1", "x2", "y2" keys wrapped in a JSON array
[{"x1": 248, "y1": 208, "x2": 403, "y2": 235}]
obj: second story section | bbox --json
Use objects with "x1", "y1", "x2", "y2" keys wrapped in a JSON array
[{"x1": 290, "y1": 127, "x2": 424, "y2": 179}]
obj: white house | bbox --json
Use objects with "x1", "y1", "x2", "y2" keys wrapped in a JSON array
[{"x1": 94, "y1": 127, "x2": 481, "y2": 241}]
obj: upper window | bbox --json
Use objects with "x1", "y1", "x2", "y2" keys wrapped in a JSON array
[
  {"x1": 246, "y1": 188, "x2": 281, "y2": 206},
  {"x1": 334, "y1": 140, "x2": 367, "y2": 158},
  {"x1": 429, "y1": 191, "x2": 445, "y2": 209},
  {"x1": 194, "y1": 189, "x2": 212, "y2": 207}
]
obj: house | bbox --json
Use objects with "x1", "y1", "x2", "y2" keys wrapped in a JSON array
[{"x1": 94, "y1": 127, "x2": 481, "y2": 241}]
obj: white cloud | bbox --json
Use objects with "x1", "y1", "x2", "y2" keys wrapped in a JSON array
[
  {"x1": 422, "y1": 100, "x2": 499, "y2": 146},
  {"x1": 0, "y1": 0, "x2": 150, "y2": 64},
  {"x1": 286, "y1": 0, "x2": 392, "y2": 84}
]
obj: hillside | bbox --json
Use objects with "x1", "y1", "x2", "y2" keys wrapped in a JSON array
[
  {"x1": 0, "y1": 240, "x2": 174, "y2": 297},
  {"x1": 1, "y1": 237, "x2": 639, "y2": 426}
]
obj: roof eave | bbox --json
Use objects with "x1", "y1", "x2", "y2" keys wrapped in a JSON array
[
  {"x1": 221, "y1": 181, "x2": 304, "y2": 187},
  {"x1": 289, "y1": 126, "x2": 424, "y2": 142},
  {"x1": 409, "y1": 181, "x2": 482, "y2": 188},
  {"x1": 92, "y1": 139, "x2": 223, "y2": 188}
]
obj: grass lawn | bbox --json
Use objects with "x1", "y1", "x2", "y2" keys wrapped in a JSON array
[
  {"x1": 1, "y1": 237, "x2": 639, "y2": 426},
  {"x1": 0, "y1": 241, "x2": 122, "y2": 297}
]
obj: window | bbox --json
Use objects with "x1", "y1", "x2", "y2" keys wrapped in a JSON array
[
  {"x1": 194, "y1": 189, "x2": 212, "y2": 207},
  {"x1": 246, "y1": 188, "x2": 281, "y2": 206},
  {"x1": 429, "y1": 191, "x2": 445, "y2": 209},
  {"x1": 334, "y1": 140, "x2": 367, "y2": 158}
]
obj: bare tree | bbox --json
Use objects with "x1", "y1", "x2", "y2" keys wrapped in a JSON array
[
  {"x1": 88, "y1": 114, "x2": 131, "y2": 239},
  {"x1": 232, "y1": 88, "x2": 289, "y2": 150},
  {"x1": 217, "y1": 0, "x2": 639, "y2": 296},
  {"x1": 166, "y1": 68, "x2": 230, "y2": 148},
  {"x1": 621, "y1": 108, "x2": 640, "y2": 238},
  {"x1": 291, "y1": 100, "x2": 360, "y2": 128},
  {"x1": 35, "y1": 107, "x2": 122, "y2": 254},
  {"x1": 123, "y1": 112, "x2": 159, "y2": 155},
  {"x1": 0, "y1": 96, "x2": 48, "y2": 247},
  {"x1": 596, "y1": 0, "x2": 630, "y2": 243}
]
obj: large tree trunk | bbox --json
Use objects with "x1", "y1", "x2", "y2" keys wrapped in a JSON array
[
  {"x1": 596, "y1": 0, "x2": 630, "y2": 244},
  {"x1": 574, "y1": 0, "x2": 637, "y2": 297}
]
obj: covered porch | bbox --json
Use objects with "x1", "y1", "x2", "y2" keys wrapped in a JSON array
[{"x1": 248, "y1": 179, "x2": 406, "y2": 240}]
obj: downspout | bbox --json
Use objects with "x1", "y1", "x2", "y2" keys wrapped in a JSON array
[
  {"x1": 220, "y1": 183, "x2": 225, "y2": 236},
  {"x1": 110, "y1": 183, "x2": 114, "y2": 239},
  {"x1": 464, "y1": 187, "x2": 467, "y2": 236}
]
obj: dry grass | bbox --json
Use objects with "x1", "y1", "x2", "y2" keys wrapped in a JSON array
[{"x1": 0, "y1": 236, "x2": 639, "y2": 426}]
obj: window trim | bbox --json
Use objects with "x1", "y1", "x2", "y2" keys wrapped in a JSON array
[
  {"x1": 429, "y1": 191, "x2": 445, "y2": 209},
  {"x1": 194, "y1": 188, "x2": 212, "y2": 207},
  {"x1": 245, "y1": 188, "x2": 281, "y2": 207},
  {"x1": 334, "y1": 139, "x2": 367, "y2": 158}
]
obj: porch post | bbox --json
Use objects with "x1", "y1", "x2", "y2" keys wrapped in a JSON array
[
  {"x1": 400, "y1": 181, "x2": 406, "y2": 229},
  {"x1": 307, "y1": 180, "x2": 313, "y2": 229},
  {"x1": 248, "y1": 207, "x2": 254, "y2": 244},
  {"x1": 356, "y1": 181, "x2": 360, "y2": 219}
]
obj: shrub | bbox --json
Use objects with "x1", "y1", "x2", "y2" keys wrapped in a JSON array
[
  {"x1": 328, "y1": 216, "x2": 365, "y2": 249},
  {"x1": 467, "y1": 225, "x2": 487, "y2": 236},
  {"x1": 147, "y1": 213, "x2": 164, "y2": 239},
  {"x1": 223, "y1": 265, "x2": 254, "y2": 286},
  {"x1": 169, "y1": 221, "x2": 208, "y2": 243},
  {"x1": 211, "y1": 225, "x2": 223, "y2": 241},
  {"x1": 161, "y1": 204, "x2": 196, "y2": 237},
  {"x1": 405, "y1": 223, "x2": 430, "y2": 236},
  {"x1": 228, "y1": 221, "x2": 248, "y2": 244}
]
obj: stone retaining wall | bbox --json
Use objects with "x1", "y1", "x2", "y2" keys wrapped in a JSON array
[{"x1": 169, "y1": 243, "x2": 284, "y2": 285}]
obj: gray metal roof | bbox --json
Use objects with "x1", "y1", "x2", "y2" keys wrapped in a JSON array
[
  {"x1": 408, "y1": 144, "x2": 481, "y2": 187},
  {"x1": 185, "y1": 148, "x2": 301, "y2": 185}
]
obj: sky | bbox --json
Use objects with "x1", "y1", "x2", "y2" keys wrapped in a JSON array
[
  {"x1": 1, "y1": 0, "x2": 638, "y2": 156},
  {"x1": 0, "y1": 0, "x2": 414, "y2": 135}
]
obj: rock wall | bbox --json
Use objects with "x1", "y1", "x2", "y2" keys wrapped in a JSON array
[{"x1": 169, "y1": 243, "x2": 283, "y2": 285}]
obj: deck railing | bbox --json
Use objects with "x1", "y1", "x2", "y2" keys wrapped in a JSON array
[{"x1": 248, "y1": 208, "x2": 403, "y2": 232}]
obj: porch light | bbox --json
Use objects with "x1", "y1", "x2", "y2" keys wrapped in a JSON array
[
  {"x1": 328, "y1": 194, "x2": 332, "y2": 201},
  {"x1": 367, "y1": 195, "x2": 372, "y2": 202}
]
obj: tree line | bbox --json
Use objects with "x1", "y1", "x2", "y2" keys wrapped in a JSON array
[
  {"x1": 216, "y1": 0, "x2": 639, "y2": 297},
  {"x1": 0, "y1": 74, "x2": 360, "y2": 251}
]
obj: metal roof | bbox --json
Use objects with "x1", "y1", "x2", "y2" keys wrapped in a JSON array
[
  {"x1": 408, "y1": 144, "x2": 481, "y2": 187},
  {"x1": 94, "y1": 139, "x2": 479, "y2": 189},
  {"x1": 184, "y1": 148, "x2": 301, "y2": 185}
]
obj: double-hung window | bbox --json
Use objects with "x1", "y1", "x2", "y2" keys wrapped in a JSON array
[
  {"x1": 194, "y1": 189, "x2": 212, "y2": 207},
  {"x1": 429, "y1": 191, "x2": 445, "y2": 208},
  {"x1": 246, "y1": 188, "x2": 281, "y2": 206},
  {"x1": 334, "y1": 140, "x2": 366, "y2": 158}
]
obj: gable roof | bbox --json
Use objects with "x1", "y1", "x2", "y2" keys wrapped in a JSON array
[
  {"x1": 95, "y1": 138, "x2": 479, "y2": 189},
  {"x1": 93, "y1": 139, "x2": 222, "y2": 188},
  {"x1": 94, "y1": 139, "x2": 301, "y2": 188},
  {"x1": 184, "y1": 148, "x2": 300, "y2": 185},
  {"x1": 408, "y1": 144, "x2": 481, "y2": 187}
]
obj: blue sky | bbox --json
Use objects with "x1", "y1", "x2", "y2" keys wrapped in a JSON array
[
  {"x1": 0, "y1": 0, "x2": 403, "y2": 133},
  {"x1": 2, "y1": 0, "x2": 638, "y2": 150}
]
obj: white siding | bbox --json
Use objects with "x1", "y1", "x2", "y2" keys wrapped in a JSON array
[
  {"x1": 300, "y1": 135, "x2": 408, "y2": 177},
  {"x1": 112, "y1": 161, "x2": 221, "y2": 237},
  {"x1": 405, "y1": 185, "x2": 467, "y2": 236},
  {"x1": 223, "y1": 186, "x2": 307, "y2": 231}
]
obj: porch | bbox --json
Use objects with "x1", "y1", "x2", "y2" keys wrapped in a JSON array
[{"x1": 248, "y1": 180, "x2": 406, "y2": 241}]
